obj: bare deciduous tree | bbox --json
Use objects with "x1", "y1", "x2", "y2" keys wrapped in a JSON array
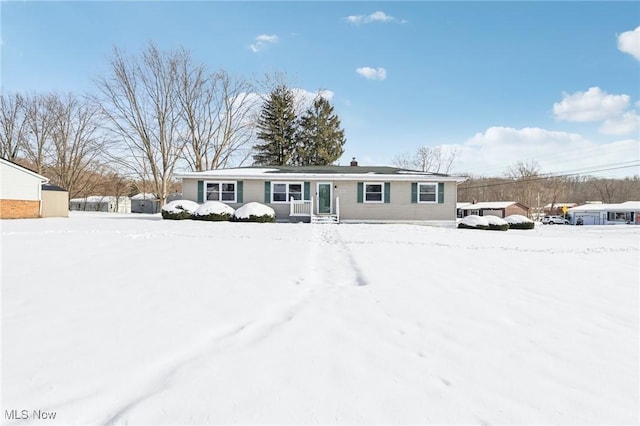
[
  {"x1": 506, "y1": 160, "x2": 542, "y2": 214},
  {"x1": 95, "y1": 43, "x2": 188, "y2": 205},
  {"x1": 178, "y1": 67, "x2": 257, "y2": 171},
  {"x1": 48, "y1": 94, "x2": 107, "y2": 199},
  {"x1": 0, "y1": 93, "x2": 28, "y2": 161},
  {"x1": 23, "y1": 93, "x2": 57, "y2": 173},
  {"x1": 393, "y1": 145, "x2": 459, "y2": 173}
]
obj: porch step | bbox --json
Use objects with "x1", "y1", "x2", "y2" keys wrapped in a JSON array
[{"x1": 311, "y1": 214, "x2": 339, "y2": 224}]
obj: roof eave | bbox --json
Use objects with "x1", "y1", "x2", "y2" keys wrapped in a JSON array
[{"x1": 174, "y1": 171, "x2": 466, "y2": 182}]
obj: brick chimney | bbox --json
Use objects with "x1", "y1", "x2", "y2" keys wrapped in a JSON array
[{"x1": 350, "y1": 157, "x2": 358, "y2": 166}]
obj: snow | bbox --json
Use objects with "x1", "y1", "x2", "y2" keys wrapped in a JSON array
[
  {"x1": 161, "y1": 199, "x2": 200, "y2": 214},
  {"x1": 484, "y1": 215, "x2": 508, "y2": 226},
  {"x1": 234, "y1": 201, "x2": 275, "y2": 219},
  {"x1": 193, "y1": 201, "x2": 235, "y2": 216},
  {"x1": 130, "y1": 192, "x2": 157, "y2": 200},
  {"x1": 568, "y1": 200, "x2": 640, "y2": 212},
  {"x1": 459, "y1": 214, "x2": 489, "y2": 227},
  {"x1": 2, "y1": 213, "x2": 638, "y2": 425},
  {"x1": 70, "y1": 195, "x2": 129, "y2": 203},
  {"x1": 458, "y1": 201, "x2": 520, "y2": 210},
  {"x1": 505, "y1": 214, "x2": 534, "y2": 224}
]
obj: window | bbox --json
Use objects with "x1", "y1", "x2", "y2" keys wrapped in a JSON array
[
  {"x1": 206, "y1": 182, "x2": 236, "y2": 202},
  {"x1": 418, "y1": 183, "x2": 437, "y2": 203},
  {"x1": 607, "y1": 211, "x2": 632, "y2": 222},
  {"x1": 364, "y1": 183, "x2": 383, "y2": 203},
  {"x1": 272, "y1": 183, "x2": 303, "y2": 202}
]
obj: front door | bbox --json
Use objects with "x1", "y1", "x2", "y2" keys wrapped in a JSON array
[{"x1": 317, "y1": 183, "x2": 332, "y2": 214}]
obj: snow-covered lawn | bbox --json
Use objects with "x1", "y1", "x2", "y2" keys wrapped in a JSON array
[{"x1": 2, "y1": 213, "x2": 638, "y2": 425}]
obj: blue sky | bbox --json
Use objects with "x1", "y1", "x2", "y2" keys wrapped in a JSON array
[{"x1": 2, "y1": 1, "x2": 639, "y2": 177}]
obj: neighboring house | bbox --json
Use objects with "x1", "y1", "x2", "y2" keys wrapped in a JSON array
[
  {"x1": 69, "y1": 196, "x2": 132, "y2": 213},
  {"x1": 131, "y1": 193, "x2": 160, "y2": 214},
  {"x1": 175, "y1": 164, "x2": 467, "y2": 223},
  {"x1": 0, "y1": 158, "x2": 49, "y2": 219},
  {"x1": 457, "y1": 201, "x2": 530, "y2": 218},
  {"x1": 41, "y1": 183, "x2": 69, "y2": 218},
  {"x1": 567, "y1": 201, "x2": 640, "y2": 225}
]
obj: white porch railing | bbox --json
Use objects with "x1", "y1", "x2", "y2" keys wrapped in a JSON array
[
  {"x1": 290, "y1": 196, "x2": 340, "y2": 223},
  {"x1": 289, "y1": 197, "x2": 312, "y2": 216}
]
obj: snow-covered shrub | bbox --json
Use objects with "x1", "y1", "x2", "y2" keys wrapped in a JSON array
[
  {"x1": 504, "y1": 214, "x2": 535, "y2": 230},
  {"x1": 484, "y1": 215, "x2": 509, "y2": 231},
  {"x1": 458, "y1": 215, "x2": 490, "y2": 230},
  {"x1": 192, "y1": 201, "x2": 235, "y2": 222},
  {"x1": 234, "y1": 202, "x2": 276, "y2": 223},
  {"x1": 161, "y1": 200, "x2": 200, "y2": 220}
]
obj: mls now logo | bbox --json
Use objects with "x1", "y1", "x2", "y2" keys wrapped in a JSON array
[{"x1": 5, "y1": 409, "x2": 57, "y2": 420}]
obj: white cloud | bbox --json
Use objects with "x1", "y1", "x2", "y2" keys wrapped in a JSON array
[
  {"x1": 292, "y1": 88, "x2": 333, "y2": 103},
  {"x1": 599, "y1": 110, "x2": 640, "y2": 135},
  {"x1": 344, "y1": 11, "x2": 405, "y2": 25},
  {"x1": 449, "y1": 126, "x2": 639, "y2": 177},
  {"x1": 617, "y1": 26, "x2": 640, "y2": 60},
  {"x1": 356, "y1": 67, "x2": 387, "y2": 80},
  {"x1": 553, "y1": 87, "x2": 630, "y2": 122},
  {"x1": 249, "y1": 34, "x2": 279, "y2": 53}
]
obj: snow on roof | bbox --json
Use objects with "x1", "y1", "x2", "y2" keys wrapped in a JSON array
[
  {"x1": 174, "y1": 166, "x2": 466, "y2": 182},
  {"x1": 458, "y1": 201, "x2": 525, "y2": 210},
  {"x1": 70, "y1": 196, "x2": 129, "y2": 203},
  {"x1": 131, "y1": 193, "x2": 158, "y2": 200},
  {"x1": 568, "y1": 201, "x2": 640, "y2": 212}
]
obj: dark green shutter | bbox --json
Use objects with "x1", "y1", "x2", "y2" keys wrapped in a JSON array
[
  {"x1": 384, "y1": 182, "x2": 391, "y2": 203},
  {"x1": 264, "y1": 181, "x2": 271, "y2": 203},
  {"x1": 438, "y1": 182, "x2": 445, "y2": 204},
  {"x1": 304, "y1": 181, "x2": 310, "y2": 201},
  {"x1": 357, "y1": 182, "x2": 363, "y2": 203},
  {"x1": 411, "y1": 183, "x2": 418, "y2": 203},
  {"x1": 197, "y1": 180, "x2": 204, "y2": 203},
  {"x1": 237, "y1": 181, "x2": 243, "y2": 203}
]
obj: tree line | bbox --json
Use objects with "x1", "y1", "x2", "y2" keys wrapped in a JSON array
[
  {"x1": 1, "y1": 43, "x2": 346, "y2": 204},
  {"x1": 458, "y1": 161, "x2": 640, "y2": 215}
]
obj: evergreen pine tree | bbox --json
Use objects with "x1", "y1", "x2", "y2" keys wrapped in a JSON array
[
  {"x1": 252, "y1": 85, "x2": 297, "y2": 166},
  {"x1": 294, "y1": 96, "x2": 346, "y2": 166}
]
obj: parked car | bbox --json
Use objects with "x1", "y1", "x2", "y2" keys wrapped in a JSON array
[{"x1": 542, "y1": 215, "x2": 569, "y2": 225}]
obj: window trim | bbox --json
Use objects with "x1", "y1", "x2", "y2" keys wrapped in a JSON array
[
  {"x1": 271, "y1": 182, "x2": 304, "y2": 203},
  {"x1": 364, "y1": 182, "x2": 384, "y2": 204},
  {"x1": 417, "y1": 182, "x2": 438, "y2": 204},
  {"x1": 205, "y1": 181, "x2": 237, "y2": 203}
]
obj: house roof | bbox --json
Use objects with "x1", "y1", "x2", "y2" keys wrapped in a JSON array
[
  {"x1": 131, "y1": 192, "x2": 158, "y2": 200},
  {"x1": 458, "y1": 201, "x2": 529, "y2": 210},
  {"x1": 1, "y1": 157, "x2": 49, "y2": 182},
  {"x1": 175, "y1": 166, "x2": 467, "y2": 182},
  {"x1": 42, "y1": 183, "x2": 68, "y2": 192},
  {"x1": 70, "y1": 196, "x2": 130, "y2": 203},
  {"x1": 568, "y1": 201, "x2": 640, "y2": 212}
]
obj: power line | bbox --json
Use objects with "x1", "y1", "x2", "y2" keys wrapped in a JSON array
[{"x1": 460, "y1": 162, "x2": 640, "y2": 190}]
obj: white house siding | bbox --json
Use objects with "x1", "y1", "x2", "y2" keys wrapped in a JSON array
[{"x1": 0, "y1": 162, "x2": 43, "y2": 201}]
